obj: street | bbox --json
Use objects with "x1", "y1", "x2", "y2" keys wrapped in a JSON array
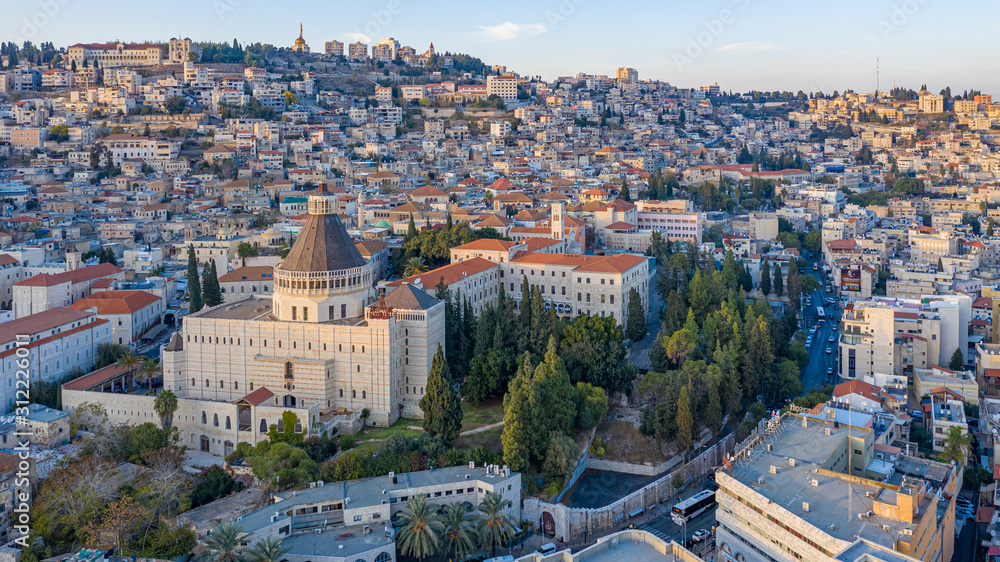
[
  {"x1": 638, "y1": 504, "x2": 717, "y2": 555},
  {"x1": 799, "y1": 262, "x2": 841, "y2": 394},
  {"x1": 628, "y1": 268, "x2": 663, "y2": 371}
]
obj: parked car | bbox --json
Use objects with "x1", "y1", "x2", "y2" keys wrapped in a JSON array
[
  {"x1": 827, "y1": 367, "x2": 833, "y2": 376},
  {"x1": 693, "y1": 529, "x2": 712, "y2": 542},
  {"x1": 826, "y1": 347, "x2": 832, "y2": 354}
]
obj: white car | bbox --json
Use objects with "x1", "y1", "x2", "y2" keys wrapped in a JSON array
[{"x1": 692, "y1": 529, "x2": 712, "y2": 542}]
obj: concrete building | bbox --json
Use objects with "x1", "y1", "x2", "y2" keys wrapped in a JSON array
[
  {"x1": 219, "y1": 266, "x2": 275, "y2": 303},
  {"x1": 68, "y1": 290, "x2": 162, "y2": 348},
  {"x1": 13, "y1": 262, "x2": 125, "y2": 319},
  {"x1": 516, "y1": 530, "x2": 699, "y2": 562},
  {"x1": 0, "y1": 308, "x2": 112, "y2": 412},
  {"x1": 486, "y1": 75, "x2": 518, "y2": 101},
  {"x1": 716, "y1": 411, "x2": 958, "y2": 562}
]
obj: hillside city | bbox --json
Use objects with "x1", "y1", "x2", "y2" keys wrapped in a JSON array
[{"x1": 0, "y1": 26, "x2": 992, "y2": 562}]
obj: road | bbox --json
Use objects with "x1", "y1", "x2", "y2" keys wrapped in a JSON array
[
  {"x1": 799, "y1": 260, "x2": 842, "y2": 394},
  {"x1": 638, "y1": 504, "x2": 717, "y2": 555},
  {"x1": 628, "y1": 269, "x2": 663, "y2": 371}
]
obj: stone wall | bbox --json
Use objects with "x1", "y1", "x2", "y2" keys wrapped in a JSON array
[
  {"x1": 523, "y1": 434, "x2": 735, "y2": 543},
  {"x1": 585, "y1": 456, "x2": 682, "y2": 476}
]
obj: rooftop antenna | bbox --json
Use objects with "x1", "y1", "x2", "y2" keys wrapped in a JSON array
[{"x1": 876, "y1": 58, "x2": 879, "y2": 100}]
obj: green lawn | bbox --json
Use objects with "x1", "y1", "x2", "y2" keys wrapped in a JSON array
[
  {"x1": 357, "y1": 417, "x2": 423, "y2": 441},
  {"x1": 461, "y1": 398, "x2": 504, "y2": 432},
  {"x1": 452, "y1": 427, "x2": 503, "y2": 454}
]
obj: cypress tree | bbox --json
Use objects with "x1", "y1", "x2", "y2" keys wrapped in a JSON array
[
  {"x1": 760, "y1": 259, "x2": 771, "y2": 296},
  {"x1": 202, "y1": 260, "x2": 222, "y2": 307},
  {"x1": 773, "y1": 262, "x2": 784, "y2": 297},
  {"x1": 187, "y1": 245, "x2": 202, "y2": 313},
  {"x1": 420, "y1": 344, "x2": 463, "y2": 441},
  {"x1": 626, "y1": 288, "x2": 647, "y2": 341}
]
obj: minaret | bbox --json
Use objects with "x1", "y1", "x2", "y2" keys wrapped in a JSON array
[{"x1": 299, "y1": 23, "x2": 304, "y2": 41}]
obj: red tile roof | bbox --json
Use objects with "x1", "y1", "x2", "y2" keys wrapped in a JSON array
[
  {"x1": 68, "y1": 290, "x2": 159, "y2": 315},
  {"x1": 16, "y1": 262, "x2": 122, "y2": 287}
]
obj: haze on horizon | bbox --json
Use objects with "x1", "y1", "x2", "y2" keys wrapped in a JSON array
[{"x1": 5, "y1": 0, "x2": 998, "y2": 95}]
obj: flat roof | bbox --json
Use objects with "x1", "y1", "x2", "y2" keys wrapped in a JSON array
[
  {"x1": 281, "y1": 524, "x2": 392, "y2": 558},
  {"x1": 725, "y1": 415, "x2": 925, "y2": 550}
]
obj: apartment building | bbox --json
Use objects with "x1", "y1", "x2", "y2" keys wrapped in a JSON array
[
  {"x1": 838, "y1": 295, "x2": 971, "y2": 381},
  {"x1": 634, "y1": 200, "x2": 704, "y2": 244},
  {"x1": 486, "y1": 75, "x2": 518, "y2": 101},
  {"x1": 324, "y1": 40, "x2": 344, "y2": 56},
  {"x1": 927, "y1": 393, "x2": 969, "y2": 454},
  {"x1": 0, "y1": 308, "x2": 112, "y2": 411},
  {"x1": 100, "y1": 134, "x2": 180, "y2": 166},
  {"x1": 918, "y1": 91, "x2": 944, "y2": 113},
  {"x1": 348, "y1": 41, "x2": 368, "y2": 60},
  {"x1": 716, "y1": 412, "x2": 957, "y2": 562}
]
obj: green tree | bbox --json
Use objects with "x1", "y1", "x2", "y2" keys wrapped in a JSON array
[
  {"x1": 187, "y1": 245, "x2": 202, "y2": 313},
  {"x1": 760, "y1": 259, "x2": 771, "y2": 295},
  {"x1": 404, "y1": 256, "x2": 427, "y2": 276},
  {"x1": 420, "y1": 345, "x2": 463, "y2": 441},
  {"x1": 199, "y1": 521, "x2": 244, "y2": 562},
  {"x1": 543, "y1": 430, "x2": 580, "y2": 482},
  {"x1": 800, "y1": 274, "x2": 820, "y2": 293},
  {"x1": 135, "y1": 356, "x2": 160, "y2": 394},
  {"x1": 802, "y1": 231, "x2": 822, "y2": 253},
  {"x1": 676, "y1": 385, "x2": 694, "y2": 456},
  {"x1": 153, "y1": 389, "x2": 177, "y2": 431},
  {"x1": 202, "y1": 260, "x2": 222, "y2": 307},
  {"x1": 478, "y1": 491, "x2": 516, "y2": 558},
  {"x1": 237, "y1": 242, "x2": 257, "y2": 265},
  {"x1": 618, "y1": 178, "x2": 631, "y2": 202},
  {"x1": 948, "y1": 347, "x2": 965, "y2": 371},
  {"x1": 267, "y1": 411, "x2": 304, "y2": 443},
  {"x1": 786, "y1": 258, "x2": 802, "y2": 305},
  {"x1": 937, "y1": 426, "x2": 971, "y2": 465},
  {"x1": 575, "y1": 382, "x2": 609, "y2": 430},
  {"x1": 560, "y1": 314, "x2": 635, "y2": 394},
  {"x1": 396, "y1": 495, "x2": 444, "y2": 561},
  {"x1": 115, "y1": 348, "x2": 141, "y2": 376},
  {"x1": 529, "y1": 338, "x2": 577, "y2": 460},
  {"x1": 405, "y1": 214, "x2": 418, "y2": 241},
  {"x1": 441, "y1": 502, "x2": 478, "y2": 561},
  {"x1": 164, "y1": 96, "x2": 188, "y2": 115},
  {"x1": 246, "y1": 537, "x2": 291, "y2": 562},
  {"x1": 502, "y1": 354, "x2": 535, "y2": 472},
  {"x1": 773, "y1": 261, "x2": 784, "y2": 297}
]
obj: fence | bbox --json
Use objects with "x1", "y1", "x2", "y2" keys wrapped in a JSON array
[
  {"x1": 522, "y1": 433, "x2": 736, "y2": 543},
  {"x1": 553, "y1": 428, "x2": 597, "y2": 504}
]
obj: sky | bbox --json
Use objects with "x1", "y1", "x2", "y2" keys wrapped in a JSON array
[{"x1": 4, "y1": 0, "x2": 998, "y2": 95}]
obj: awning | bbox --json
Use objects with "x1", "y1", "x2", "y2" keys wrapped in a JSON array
[{"x1": 139, "y1": 322, "x2": 167, "y2": 342}]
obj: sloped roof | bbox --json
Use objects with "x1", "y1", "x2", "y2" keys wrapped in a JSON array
[
  {"x1": 16, "y1": 262, "x2": 122, "y2": 287},
  {"x1": 280, "y1": 207, "x2": 367, "y2": 273},
  {"x1": 68, "y1": 290, "x2": 159, "y2": 314},
  {"x1": 382, "y1": 283, "x2": 438, "y2": 310},
  {"x1": 219, "y1": 266, "x2": 273, "y2": 283}
]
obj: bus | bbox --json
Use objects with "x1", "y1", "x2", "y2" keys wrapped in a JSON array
[
  {"x1": 816, "y1": 306, "x2": 825, "y2": 321},
  {"x1": 672, "y1": 490, "x2": 716, "y2": 525}
]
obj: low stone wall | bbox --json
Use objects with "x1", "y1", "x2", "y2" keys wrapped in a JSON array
[
  {"x1": 585, "y1": 456, "x2": 681, "y2": 476},
  {"x1": 522, "y1": 433, "x2": 736, "y2": 543}
]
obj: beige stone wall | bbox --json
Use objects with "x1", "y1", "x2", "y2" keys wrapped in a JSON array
[
  {"x1": 165, "y1": 299, "x2": 444, "y2": 428},
  {"x1": 63, "y1": 388, "x2": 318, "y2": 456}
]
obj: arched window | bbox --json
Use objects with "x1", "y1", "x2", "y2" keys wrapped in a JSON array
[
  {"x1": 260, "y1": 419, "x2": 267, "y2": 433},
  {"x1": 352, "y1": 390, "x2": 356, "y2": 398},
  {"x1": 213, "y1": 413, "x2": 219, "y2": 427},
  {"x1": 374, "y1": 553, "x2": 392, "y2": 562},
  {"x1": 225, "y1": 416, "x2": 231, "y2": 429},
  {"x1": 201, "y1": 412, "x2": 207, "y2": 424}
]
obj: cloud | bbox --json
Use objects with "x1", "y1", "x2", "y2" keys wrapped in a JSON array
[
  {"x1": 478, "y1": 22, "x2": 547, "y2": 41},
  {"x1": 343, "y1": 32, "x2": 371, "y2": 44},
  {"x1": 716, "y1": 41, "x2": 780, "y2": 54}
]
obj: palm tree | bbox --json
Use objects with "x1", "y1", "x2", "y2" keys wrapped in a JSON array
[
  {"x1": 200, "y1": 521, "x2": 244, "y2": 562},
  {"x1": 246, "y1": 536, "x2": 291, "y2": 562},
  {"x1": 938, "y1": 426, "x2": 972, "y2": 465},
  {"x1": 404, "y1": 256, "x2": 428, "y2": 277},
  {"x1": 396, "y1": 495, "x2": 444, "y2": 561},
  {"x1": 116, "y1": 348, "x2": 142, "y2": 391},
  {"x1": 154, "y1": 389, "x2": 178, "y2": 431},
  {"x1": 442, "y1": 502, "x2": 478, "y2": 561},
  {"x1": 477, "y1": 491, "x2": 516, "y2": 557},
  {"x1": 136, "y1": 356, "x2": 161, "y2": 394}
]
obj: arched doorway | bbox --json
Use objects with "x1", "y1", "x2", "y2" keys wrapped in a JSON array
[
  {"x1": 200, "y1": 435, "x2": 210, "y2": 452},
  {"x1": 283, "y1": 395, "x2": 296, "y2": 407}
]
